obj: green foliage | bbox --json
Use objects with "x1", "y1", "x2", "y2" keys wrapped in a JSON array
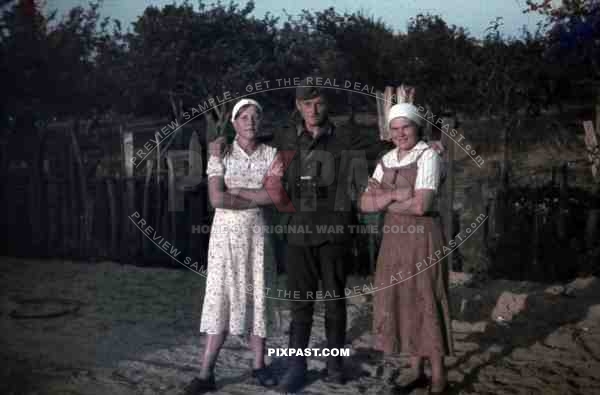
[
  {"x1": 1, "y1": 0, "x2": 590, "y2": 127},
  {"x1": 400, "y1": 14, "x2": 477, "y2": 114},
  {"x1": 525, "y1": 0, "x2": 599, "y2": 96},
  {"x1": 0, "y1": 0, "x2": 127, "y2": 130},
  {"x1": 124, "y1": 1, "x2": 279, "y2": 119}
]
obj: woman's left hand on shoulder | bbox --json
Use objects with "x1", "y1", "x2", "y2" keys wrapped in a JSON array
[{"x1": 428, "y1": 141, "x2": 444, "y2": 155}]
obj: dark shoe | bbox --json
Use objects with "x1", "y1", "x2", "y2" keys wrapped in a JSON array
[
  {"x1": 322, "y1": 368, "x2": 346, "y2": 384},
  {"x1": 430, "y1": 378, "x2": 448, "y2": 394},
  {"x1": 395, "y1": 370, "x2": 428, "y2": 391},
  {"x1": 278, "y1": 321, "x2": 311, "y2": 393},
  {"x1": 323, "y1": 356, "x2": 346, "y2": 384},
  {"x1": 183, "y1": 375, "x2": 216, "y2": 394},
  {"x1": 277, "y1": 359, "x2": 307, "y2": 393},
  {"x1": 252, "y1": 366, "x2": 278, "y2": 387}
]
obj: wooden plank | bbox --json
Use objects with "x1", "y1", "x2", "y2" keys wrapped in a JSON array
[
  {"x1": 70, "y1": 120, "x2": 90, "y2": 256},
  {"x1": 442, "y1": 117, "x2": 456, "y2": 269},
  {"x1": 188, "y1": 131, "x2": 203, "y2": 177},
  {"x1": 121, "y1": 125, "x2": 134, "y2": 178},
  {"x1": 379, "y1": 86, "x2": 394, "y2": 141},
  {"x1": 121, "y1": 125, "x2": 137, "y2": 259},
  {"x1": 106, "y1": 178, "x2": 119, "y2": 259},
  {"x1": 397, "y1": 84, "x2": 416, "y2": 104},
  {"x1": 142, "y1": 159, "x2": 154, "y2": 256},
  {"x1": 166, "y1": 152, "x2": 179, "y2": 263},
  {"x1": 586, "y1": 209, "x2": 600, "y2": 250},
  {"x1": 155, "y1": 131, "x2": 164, "y2": 251},
  {"x1": 583, "y1": 120, "x2": 599, "y2": 181},
  {"x1": 376, "y1": 90, "x2": 386, "y2": 142},
  {"x1": 67, "y1": 134, "x2": 80, "y2": 256},
  {"x1": 558, "y1": 162, "x2": 569, "y2": 241},
  {"x1": 29, "y1": 129, "x2": 46, "y2": 254},
  {"x1": 155, "y1": 131, "x2": 163, "y2": 184}
]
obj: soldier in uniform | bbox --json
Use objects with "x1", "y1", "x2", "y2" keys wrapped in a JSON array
[{"x1": 273, "y1": 79, "x2": 368, "y2": 393}]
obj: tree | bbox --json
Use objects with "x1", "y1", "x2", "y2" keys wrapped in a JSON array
[
  {"x1": 525, "y1": 0, "x2": 599, "y2": 99},
  {"x1": 125, "y1": 0, "x2": 279, "y2": 133},
  {"x1": 397, "y1": 14, "x2": 477, "y2": 117},
  {"x1": 1, "y1": 0, "x2": 51, "y2": 132},
  {"x1": 307, "y1": 8, "x2": 396, "y2": 121}
]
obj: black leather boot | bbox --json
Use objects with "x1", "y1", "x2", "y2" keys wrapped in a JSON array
[
  {"x1": 278, "y1": 321, "x2": 311, "y2": 393},
  {"x1": 323, "y1": 302, "x2": 347, "y2": 384},
  {"x1": 323, "y1": 356, "x2": 346, "y2": 384}
]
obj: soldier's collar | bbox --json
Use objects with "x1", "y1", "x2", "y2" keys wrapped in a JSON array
[{"x1": 296, "y1": 120, "x2": 335, "y2": 139}]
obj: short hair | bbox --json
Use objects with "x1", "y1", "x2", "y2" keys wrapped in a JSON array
[{"x1": 295, "y1": 77, "x2": 327, "y2": 101}]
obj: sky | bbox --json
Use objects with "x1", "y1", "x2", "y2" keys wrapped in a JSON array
[{"x1": 44, "y1": 0, "x2": 548, "y2": 38}]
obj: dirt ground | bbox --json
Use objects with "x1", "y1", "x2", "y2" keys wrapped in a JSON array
[{"x1": 1, "y1": 257, "x2": 600, "y2": 395}]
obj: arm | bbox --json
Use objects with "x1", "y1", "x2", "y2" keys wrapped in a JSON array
[
  {"x1": 227, "y1": 151, "x2": 288, "y2": 207},
  {"x1": 205, "y1": 138, "x2": 257, "y2": 210},
  {"x1": 387, "y1": 189, "x2": 435, "y2": 216},
  {"x1": 359, "y1": 180, "x2": 413, "y2": 213},
  {"x1": 228, "y1": 187, "x2": 273, "y2": 205},
  {"x1": 234, "y1": 175, "x2": 287, "y2": 206},
  {"x1": 208, "y1": 175, "x2": 258, "y2": 210},
  {"x1": 387, "y1": 149, "x2": 441, "y2": 216},
  {"x1": 358, "y1": 161, "x2": 399, "y2": 213},
  {"x1": 359, "y1": 181, "x2": 394, "y2": 213}
]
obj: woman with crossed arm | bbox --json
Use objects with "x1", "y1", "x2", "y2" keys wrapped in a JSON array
[
  {"x1": 185, "y1": 99, "x2": 286, "y2": 394},
  {"x1": 360, "y1": 103, "x2": 453, "y2": 394}
]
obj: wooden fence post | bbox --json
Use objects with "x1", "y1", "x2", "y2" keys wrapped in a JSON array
[
  {"x1": 441, "y1": 117, "x2": 456, "y2": 269},
  {"x1": 30, "y1": 128, "x2": 46, "y2": 255},
  {"x1": 189, "y1": 131, "x2": 203, "y2": 178},
  {"x1": 166, "y1": 151, "x2": 179, "y2": 261},
  {"x1": 70, "y1": 120, "x2": 90, "y2": 257},
  {"x1": 375, "y1": 86, "x2": 394, "y2": 141},
  {"x1": 67, "y1": 135, "x2": 80, "y2": 256},
  {"x1": 155, "y1": 131, "x2": 164, "y2": 251},
  {"x1": 557, "y1": 162, "x2": 569, "y2": 242},
  {"x1": 142, "y1": 159, "x2": 154, "y2": 256},
  {"x1": 583, "y1": 120, "x2": 600, "y2": 251},
  {"x1": 487, "y1": 160, "x2": 502, "y2": 244},
  {"x1": 106, "y1": 178, "x2": 119, "y2": 259},
  {"x1": 121, "y1": 124, "x2": 137, "y2": 259},
  {"x1": 531, "y1": 209, "x2": 541, "y2": 279}
]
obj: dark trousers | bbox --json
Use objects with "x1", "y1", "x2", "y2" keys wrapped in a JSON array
[{"x1": 286, "y1": 242, "x2": 348, "y2": 356}]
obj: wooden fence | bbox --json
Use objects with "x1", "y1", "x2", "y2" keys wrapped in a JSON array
[{"x1": 1, "y1": 117, "x2": 211, "y2": 267}]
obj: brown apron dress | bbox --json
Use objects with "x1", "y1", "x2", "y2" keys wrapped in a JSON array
[{"x1": 372, "y1": 154, "x2": 454, "y2": 358}]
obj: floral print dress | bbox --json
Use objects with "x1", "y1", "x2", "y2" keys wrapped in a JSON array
[{"x1": 200, "y1": 140, "x2": 282, "y2": 337}]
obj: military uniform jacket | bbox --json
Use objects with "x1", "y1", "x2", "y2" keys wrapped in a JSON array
[{"x1": 270, "y1": 120, "x2": 367, "y2": 246}]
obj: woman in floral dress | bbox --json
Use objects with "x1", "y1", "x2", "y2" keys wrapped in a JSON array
[{"x1": 185, "y1": 98, "x2": 285, "y2": 394}]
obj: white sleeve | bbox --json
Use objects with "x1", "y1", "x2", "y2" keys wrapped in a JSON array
[
  {"x1": 415, "y1": 149, "x2": 441, "y2": 191},
  {"x1": 371, "y1": 163, "x2": 384, "y2": 183},
  {"x1": 365, "y1": 163, "x2": 384, "y2": 192},
  {"x1": 206, "y1": 155, "x2": 225, "y2": 178}
]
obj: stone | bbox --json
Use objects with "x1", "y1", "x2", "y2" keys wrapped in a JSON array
[
  {"x1": 452, "y1": 320, "x2": 488, "y2": 333},
  {"x1": 491, "y1": 291, "x2": 528, "y2": 322},
  {"x1": 544, "y1": 285, "x2": 565, "y2": 296},
  {"x1": 450, "y1": 271, "x2": 474, "y2": 288}
]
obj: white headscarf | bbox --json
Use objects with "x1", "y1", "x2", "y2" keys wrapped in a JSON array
[
  {"x1": 231, "y1": 98, "x2": 262, "y2": 122},
  {"x1": 387, "y1": 103, "x2": 423, "y2": 127}
]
